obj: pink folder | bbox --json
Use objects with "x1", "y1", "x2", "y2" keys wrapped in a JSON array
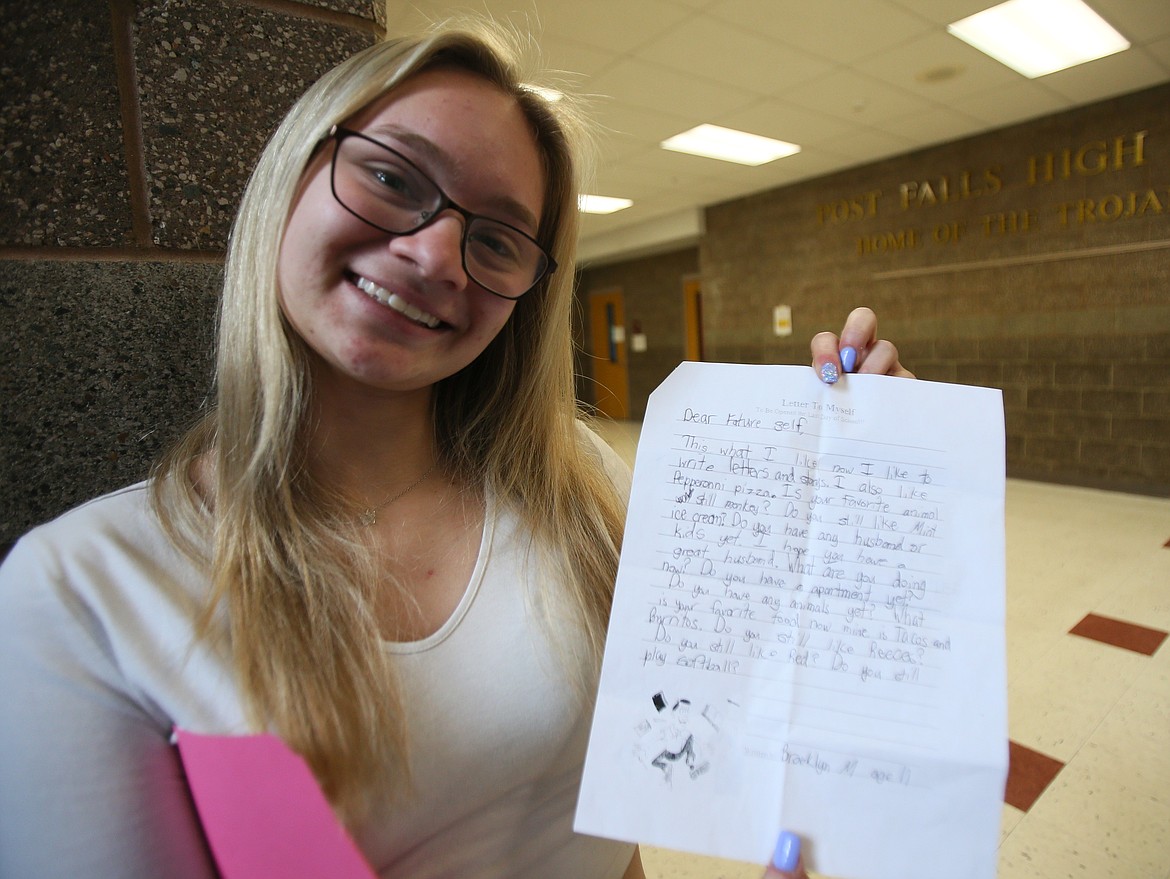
[{"x1": 173, "y1": 728, "x2": 377, "y2": 879}]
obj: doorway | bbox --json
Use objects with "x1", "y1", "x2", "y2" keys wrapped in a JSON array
[
  {"x1": 588, "y1": 288, "x2": 629, "y2": 419},
  {"x1": 683, "y1": 277, "x2": 704, "y2": 361}
]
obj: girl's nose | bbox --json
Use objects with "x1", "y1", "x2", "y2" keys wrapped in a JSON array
[{"x1": 387, "y1": 211, "x2": 469, "y2": 289}]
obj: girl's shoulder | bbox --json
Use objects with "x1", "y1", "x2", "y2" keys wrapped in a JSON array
[
  {"x1": 9, "y1": 481, "x2": 159, "y2": 559},
  {"x1": 0, "y1": 480, "x2": 201, "y2": 625},
  {"x1": 576, "y1": 418, "x2": 633, "y2": 498}
]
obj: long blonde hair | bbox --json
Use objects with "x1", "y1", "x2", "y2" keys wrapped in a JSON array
[{"x1": 153, "y1": 20, "x2": 625, "y2": 820}]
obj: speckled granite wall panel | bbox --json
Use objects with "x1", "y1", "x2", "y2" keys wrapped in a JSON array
[
  {"x1": 0, "y1": 0, "x2": 132, "y2": 247},
  {"x1": 301, "y1": 0, "x2": 381, "y2": 18},
  {"x1": 135, "y1": 0, "x2": 376, "y2": 250},
  {"x1": 1, "y1": 260, "x2": 220, "y2": 546}
]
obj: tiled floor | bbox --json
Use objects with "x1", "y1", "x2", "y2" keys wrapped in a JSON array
[{"x1": 591, "y1": 418, "x2": 1170, "y2": 879}]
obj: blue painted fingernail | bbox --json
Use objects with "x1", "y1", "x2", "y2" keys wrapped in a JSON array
[
  {"x1": 841, "y1": 346, "x2": 858, "y2": 373},
  {"x1": 820, "y1": 361, "x2": 839, "y2": 384},
  {"x1": 772, "y1": 830, "x2": 801, "y2": 872}
]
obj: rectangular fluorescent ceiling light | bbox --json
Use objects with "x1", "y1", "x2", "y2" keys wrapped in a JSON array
[
  {"x1": 947, "y1": 0, "x2": 1129, "y2": 78},
  {"x1": 578, "y1": 194, "x2": 633, "y2": 214},
  {"x1": 661, "y1": 124, "x2": 800, "y2": 166}
]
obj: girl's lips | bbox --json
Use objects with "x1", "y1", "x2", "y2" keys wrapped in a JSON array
[{"x1": 352, "y1": 274, "x2": 443, "y2": 329}]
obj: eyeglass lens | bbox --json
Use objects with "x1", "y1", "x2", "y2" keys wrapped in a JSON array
[{"x1": 331, "y1": 131, "x2": 551, "y2": 299}]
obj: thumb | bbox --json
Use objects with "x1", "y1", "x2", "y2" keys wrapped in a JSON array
[{"x1": 762, "y1": 831, "x2": 808, "y2": 879}]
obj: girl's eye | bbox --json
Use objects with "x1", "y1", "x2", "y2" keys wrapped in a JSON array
[
  {"x1": 468, "y1": 224, "x2": 524, "y2": 265},
  {"x1": 373, "y1": 169, "x2": 408, "y2": 191},
  {"x1": 367, "y1": 163, "x2": 422, "y2": 203}
]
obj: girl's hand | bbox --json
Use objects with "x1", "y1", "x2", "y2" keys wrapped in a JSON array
[{"x1": 810, "y1": 306, "x2": 914, "y2": 384}]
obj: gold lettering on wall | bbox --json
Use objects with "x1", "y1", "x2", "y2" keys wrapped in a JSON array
[
  {"x1": 1027, "y1": 131, "x2": 1147, "y2": 184},
  {"x1": 856, "y1": 228, "x2": 919, "y2": 256},
  {"x1": 817, "y1": 189, "x2": 882, "y2": 224},
  {"x1": 898, "y1": 169, "x2": 1002, "y2": 209},
  {"x1": 823, "y1": 129, "x2": 1162, "y2": 259},
  {"x1": 933, "y1": 221, "x2": 967, "y2": 244},
  {"x1": 982, "y1": 210, "x2": 1035, "y2": 237},
  {"x1": 1057, "y1": 188, "x2": 1167, "y2": 225}
]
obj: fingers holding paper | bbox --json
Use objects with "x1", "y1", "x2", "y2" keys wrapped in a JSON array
[{"x1": 810, "y1": 306, "x2": 915, "y2": 383}]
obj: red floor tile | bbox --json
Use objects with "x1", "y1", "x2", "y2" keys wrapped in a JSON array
[
  {"x1": 1005, "y1": 740, "x2": 1065, "y2": 812},
  {"x1": 1069, "y1": 613, "x2": 1168, "y2": 656}
]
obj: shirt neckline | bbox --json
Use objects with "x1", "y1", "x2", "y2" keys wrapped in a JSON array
[{"x1": 381, "y1": 488, "x2": 494, "y2": 654}]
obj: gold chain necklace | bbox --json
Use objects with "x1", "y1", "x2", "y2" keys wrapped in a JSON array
[{"x1": 358, "y1": 464, "x2": 437, "y2": 527}]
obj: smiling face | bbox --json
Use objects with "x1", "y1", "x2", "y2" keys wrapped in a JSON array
[{"x1": 276, "y1": 66, "x2": 547, "y2": 402}]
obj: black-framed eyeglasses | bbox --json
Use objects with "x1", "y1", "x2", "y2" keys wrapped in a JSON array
[{"x1": 326, "y1": 125, "x2": 555, "y2": 300}]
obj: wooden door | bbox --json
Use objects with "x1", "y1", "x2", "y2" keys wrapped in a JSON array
[
  {"x1": 683, "y1": 277, "x2": 704, "y2": 361},
  {"x1": 588, "y1": 288, "x2": 629, "y2": 419}
]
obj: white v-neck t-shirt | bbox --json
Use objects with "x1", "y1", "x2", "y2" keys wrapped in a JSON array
[{"x1": 0, "y1": 427, "x2": 634, "y2": 879}]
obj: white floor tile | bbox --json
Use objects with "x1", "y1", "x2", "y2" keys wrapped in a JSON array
[
  {"x1": 997, "y1": 811, "x2": 1163, "y2": 878},
  {"x1": 1007, "y1": 636, "x2": 1148, "y2": 761},
  {"x1": 1023, "y1": 756, "x2": 1170, "y2": 875},
  {"x1": 1073, "y1": 683, "x2": 1170, "y2": 807},
  {"x1": 1092, "y1": 552, "x2": 1170, "y2": 631}
]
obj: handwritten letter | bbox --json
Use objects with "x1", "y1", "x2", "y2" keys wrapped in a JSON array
[{"x1": 576, "y1": 363, "x2": 1007, "y2": 879}]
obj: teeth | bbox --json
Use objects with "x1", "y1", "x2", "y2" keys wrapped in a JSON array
[{"x1": 355, "y1": 276, "x2": 441, "y2": 328}]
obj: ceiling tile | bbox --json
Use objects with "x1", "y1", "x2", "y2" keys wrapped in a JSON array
[
  {"x1": 875, "y1": 104, "x2": 992, "y2": 149},
  {"x1": 1140, "y1": 37, "x2": 1170, "y2": 70},
  {"x1": 1037, "y1": 49, "x2": 1170, "y2": 104},
  {"x1": 527, "y1": 0, "x2": 696, "y2": 51},
  {"x1": 886, "y1": 0, "x2": 1005, "y2": 27},
  {"x1": 590, "y1": 160, "x2": 714, "y2": 201},
  {"x1": 385, "y1": 0, "x2": 693, "y2": 52},
  {"x1": 538, "y1": 34, "x2": 623, "y2": 79},
  {"x1": 804, "y1": 124, "x2": 916, "y2": 163},
  {"x1": 716, "y1": 99, "x2": 857, "y2": 144},
  {"x1": 1091, "y1": 0, "x2": 1170, "y2": 43},
  {"x1": 957, "y1": 81, "x2": 1075, "y2": 128},
  {"x1": 857, "y1": 29, "x2": 1023, "y2": 101},
  {"x1": 706, "y1": 0, "x2": 931, "y2": 60},
  {"x1": 584, "y1": 57, "x2": 758, "y2": 120},
  {"x1": 779, "y1": 66, "x2": 932, "y2": 124},
  {"x1": 635, "y1": 13, "x2": 834, "y2": 93},
  {"x1": 578, "y1": 201, "x2": 700, "y2": 240},
  {"x1": 589, "y1": 99, "x2": 694, "y2": 141},
  {"x1": 599, "y1": 147, "x2": 737, "y2": 191}
]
